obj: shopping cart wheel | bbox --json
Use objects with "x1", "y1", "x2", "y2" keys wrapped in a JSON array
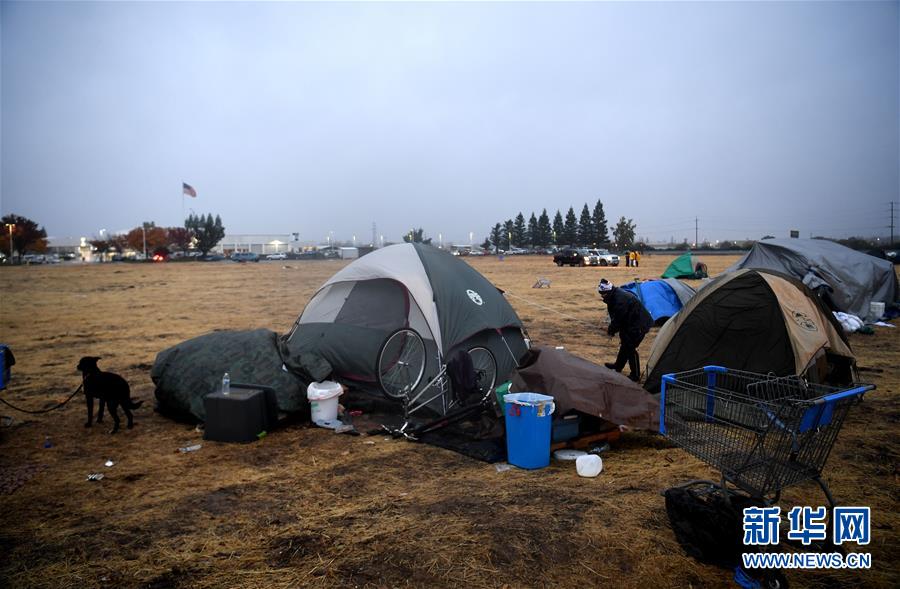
[{"x1": 735, "y1": 566, "x2": 788, "y2": 589}]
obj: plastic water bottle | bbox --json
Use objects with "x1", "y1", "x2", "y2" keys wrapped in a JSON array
[{"x1": 222, "y1": 372, "x2": 230, "y2": 394}]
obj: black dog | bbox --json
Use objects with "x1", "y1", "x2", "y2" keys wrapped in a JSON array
[{"x1": 76, "y1": 357, "x2": 142, "y2": 433}]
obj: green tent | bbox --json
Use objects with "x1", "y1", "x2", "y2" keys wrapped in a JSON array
[{"x1": 662, "y1": 252, "x2": 694, "y2": 278}]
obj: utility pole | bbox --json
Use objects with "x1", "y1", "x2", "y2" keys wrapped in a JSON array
[
  {"x1": 142, "y1": 224, "x2": 147, "y2": 260},
  {"x1": 889, "y1": 200, "x2": 894, "y2": 244},
  {"x1": 694, "y1": 217, "x2": 698, "y2": 248}
]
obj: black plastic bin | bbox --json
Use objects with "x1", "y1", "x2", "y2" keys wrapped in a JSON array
[{"x1": 204, "y1": 383, "x2": 279, "y2": 443}]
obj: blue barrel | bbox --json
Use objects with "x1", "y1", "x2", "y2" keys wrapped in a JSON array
[{"x1": 504, "y1": 392, "x2": 555, "y2": 469}]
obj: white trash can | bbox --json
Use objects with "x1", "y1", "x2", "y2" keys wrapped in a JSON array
[{"x1": 307, "y1": 381, "x2": 343, "y2": 424}]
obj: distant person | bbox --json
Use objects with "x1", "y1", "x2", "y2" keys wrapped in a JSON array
[
  {"x1": 634, "y1": 250, "x2": 641, "y2": 267},
  {"x1": 598, "y1": 278, "x2": 653, "y2": 382},
  {"x1": 625, "y1": 250, "x2": 632, "y2": 267}
]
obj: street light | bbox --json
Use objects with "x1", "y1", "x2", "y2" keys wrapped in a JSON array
[
  {"x1": 5, "y1": 223, "x2": 14, "y2": 261},
  {"x1": 6, "y1": 223, "x2": 16, "y2": 264}
]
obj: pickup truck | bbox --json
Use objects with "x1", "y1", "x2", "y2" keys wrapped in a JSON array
[
  {"x1": 553, "y1": 248, "x2": 590, "y2": 266},
  {"x1": 588, "y1": 249, "x2": 620, "y2": 267}
]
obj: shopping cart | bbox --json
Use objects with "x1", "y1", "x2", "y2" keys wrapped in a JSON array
[{"x1": 660, "y1": 366, "x2": 873, "y2": 506}]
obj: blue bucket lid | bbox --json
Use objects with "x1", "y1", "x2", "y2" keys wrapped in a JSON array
[{"x1": 504, "y1": 392, "x2": 554, "y2": 406}]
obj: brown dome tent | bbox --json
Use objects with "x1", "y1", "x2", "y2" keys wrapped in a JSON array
[{"x1": 644, "y1": 269, "x2": 855, "y2": 394}]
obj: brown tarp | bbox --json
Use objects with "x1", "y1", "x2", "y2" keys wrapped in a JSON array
[{"x1": 510, "y1": 347, "x2": 659, "y2": 430}]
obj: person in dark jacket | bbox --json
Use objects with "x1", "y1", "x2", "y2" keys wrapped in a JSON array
[{"x1": 598, "y1": 278, "x2": 653, "y2": 381}]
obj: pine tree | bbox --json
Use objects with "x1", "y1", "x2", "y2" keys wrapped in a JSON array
[
  {"x1": 592, "y1": 199, "x2": 610, "y2": 247},
  {"x1": 185, "y1": 213, "x2": 226, "y2": 256},
  {"x1": 489, "y1": 223, "x2": 503, "y2": 253},
  {"x1": 552, "y1": 210, "x2": 564, "y2": 245},
  {"x1": 512, "y1": 212, "x2": 526, "y2": 247},
  {"x1": 563, "y1": 207, "x2": 578, "y2": 246},
  {"x1": 577, "y1": 203, "x2": 593, "y2": 247},
  {"x1": 537, "y1": 209, "x2": 551, "y2": 247},
  {"x1": 503, "y1": 219, "x2": 514, "y2": 249},
  {"x1": 527, "y1": 212, "x2": 539, "y2": 248}
]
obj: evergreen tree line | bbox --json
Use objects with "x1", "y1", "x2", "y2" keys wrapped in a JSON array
[{"x1": 484, "y1": 200, "x2": 617, "y2": 251}]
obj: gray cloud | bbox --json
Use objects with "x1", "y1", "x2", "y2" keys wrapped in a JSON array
[{"x1": 2, "y1": 1, "x2": 897, "y2": 244}]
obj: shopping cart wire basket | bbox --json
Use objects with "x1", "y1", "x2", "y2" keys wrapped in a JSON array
[{"x1": 660, "y1": 366, "x2": 873, "y2": 504}]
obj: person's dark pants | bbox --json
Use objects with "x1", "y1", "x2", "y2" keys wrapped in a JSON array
[{"x1": 613, "y1": 334, "x2": 644, "y2": 381}]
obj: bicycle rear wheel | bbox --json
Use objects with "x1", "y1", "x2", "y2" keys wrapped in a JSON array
[
  {"x1": 377, "y1": 328, "x2": 426, "y2": 400},
  {"x1": 467, "y1": 346, "x2": 497, "y2": 397}
]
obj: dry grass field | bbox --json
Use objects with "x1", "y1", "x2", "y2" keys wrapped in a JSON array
[{"x1": 0, "y1": 254, "x2": 897, "y2": 589}]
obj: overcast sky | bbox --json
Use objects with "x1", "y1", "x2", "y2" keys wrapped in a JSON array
[{"x1": 2, "y1": 1, "x2": 898, "y2": 245}]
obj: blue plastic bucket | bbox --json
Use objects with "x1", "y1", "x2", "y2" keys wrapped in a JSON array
[{"x1": 504, "y1": 392, "x2": 555, "y2": 469}]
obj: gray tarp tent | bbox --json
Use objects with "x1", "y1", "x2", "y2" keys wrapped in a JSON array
[
  {"x1": 727, "y1": 239, "x2": 898, "y2": 320},
  {"x1": 283, "y1": 243, "x2": 529, "y2": 406}
]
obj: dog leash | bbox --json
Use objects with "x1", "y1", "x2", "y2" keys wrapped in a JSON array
[{"x1": 0, "y1": 383, "x2": 83, "y2": 414}]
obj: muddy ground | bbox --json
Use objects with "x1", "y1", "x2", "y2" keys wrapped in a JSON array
[{"x1": 0, "y1": 254, "x2": 897, "y2": 588}]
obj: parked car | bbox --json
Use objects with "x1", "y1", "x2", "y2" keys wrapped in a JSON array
[
  {"x1": 230, "y1": 252, "x2": 260, "y2": 262},
  {"x1": 588, "y1": 249, "x2": 620, "y2": 267},
  {"x1": 266, "y1": 252, "x2": 288, "y2": 260},
  {"x1": 553, "y1": 248, "x2": 590, "y2": 266}
]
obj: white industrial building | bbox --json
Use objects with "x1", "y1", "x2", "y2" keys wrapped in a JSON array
[{"x1": 213, "y1": 234, "x2": 299, "y2": 255}]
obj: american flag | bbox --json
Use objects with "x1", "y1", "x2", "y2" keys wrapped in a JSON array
[{"x1": 182, "y1": 182, "x2": 197, "y2": 198}]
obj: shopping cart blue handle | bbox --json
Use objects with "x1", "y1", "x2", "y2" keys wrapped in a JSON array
[
  {"x1": 815, "y1": 385, "x2": 873, "y2": 405},
  {"x1": 659, "y1": 374, "x2": 676, "y2": 435},
  {"x1": 702, "y1": 365, "x2": 728, "y2": 374},
  {"x1": 798, "y1": 384, "x2": 873, "y2": 433}
]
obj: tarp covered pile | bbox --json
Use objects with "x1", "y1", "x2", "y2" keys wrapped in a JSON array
[
  {"x1": 620, "y1": 279, "x2": 696, "y2": 325},
  {"x1": 727, "y1": 238, "x2": 898, "y2": 320},
  {"x1": 151, "y1": 329, "x2": 331, "y2": 421},
  {"x1": 511, "y1": 347, "x2": 658, "y2": 430}
]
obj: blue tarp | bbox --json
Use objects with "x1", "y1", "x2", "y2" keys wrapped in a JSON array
[{"x1": 621, "y1": 279, "x2": 694, "y2": 324}]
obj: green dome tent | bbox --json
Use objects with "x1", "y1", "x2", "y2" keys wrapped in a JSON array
[
  {"x1": 661, "y1": 252, "x2": 707, "y2": 279},
  {"x1": 282, "y1": 243, "x2": 529, "y2": 410}
]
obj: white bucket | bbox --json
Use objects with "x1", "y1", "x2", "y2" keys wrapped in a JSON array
[
  {"x1": 307, "y1": 381, "x2": 343, "y2": 424},
  {"x1": 870, "y1": 301, "x2": 885, "y2": 320}
]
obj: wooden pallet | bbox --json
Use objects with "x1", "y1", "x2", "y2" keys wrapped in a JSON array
[{"x1": 550, "y1": 429, "x2": 621, "y2": 451}]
